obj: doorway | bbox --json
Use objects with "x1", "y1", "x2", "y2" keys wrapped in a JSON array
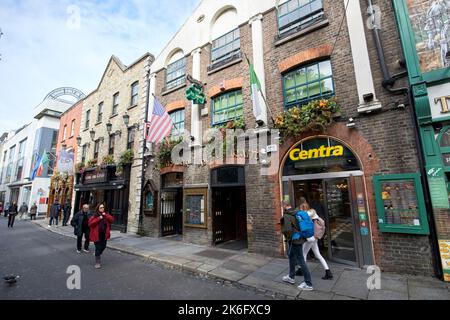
[
  {"x1": 293, "y1": 178, "x2": 357, "y2": 265},
  {"x1": 161, "y1": 189, "x2": 183, "y2": 237}
]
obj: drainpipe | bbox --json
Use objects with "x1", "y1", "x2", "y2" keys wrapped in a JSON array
[{"x1": 367, "y1": 0, "x2": 443, "y2": 279}]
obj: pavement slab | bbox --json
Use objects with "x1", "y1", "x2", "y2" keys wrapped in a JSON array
[
  {"x1": 368, "y1": 290, "x2": 408, "y2": 300},
  {"x1": 331, "y1": 270, "x2": 370, "y2": 300},
  {"x1": 239, "y1": 275, "x2": 300, "y2": 297},
  {"x1": 298, "y1": 290, "x2": 334, "y2": 300},
  {"x1": 408, "y1": 284, "x2": 450, "y2": 300},
  {"x1": 208, "y1": 267, "x2": 248, "y2": 282}
]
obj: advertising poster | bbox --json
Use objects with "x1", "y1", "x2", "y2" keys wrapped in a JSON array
[{"x1": 439, "y1": 240, "x2": 450, "y2": 281}]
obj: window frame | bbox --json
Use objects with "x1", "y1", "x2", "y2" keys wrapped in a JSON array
[
  {"x1": 70, "y1": 119, "x2": 75, "y2": 137},
  {"x1": 127, "y1": 127, "x2": 136, "y2": 150},
  {"x1": 277, "y1": 0, "x2": 325, "y2": 36},
  {"x1": 81, "y1": 144, "x2": 87, "y2": 164},
  {"x1": 112, "y1": 93, "x2": 119, "y2": 116},
  {"x1": 211, "y1": 28, "x2": 241, "y2": 66},
  {"x1": 166, "y1": 57, "x2": 186, "y2": 90},
  {"x1": 93, "y1": 140, "x2": 100, "y2": 160},
  {"x1": 63, "y1": 125, "x2": 67, "y2": 141},
  {"x1": 108, "y1": 134, "x2": 115, "y2": 156},
  {"x1": 97, "y1": 102, "x2": 104, "y2": 123},
  {"x1": 169, "y1": 109, "x2": 185, "y2": 139},
  {"x1": 85, "y1": 110, "x2": 91, "y2": 130},
  {"x1": 130, "y1": 81, "x2": 139, "y2": 107},
  {"x1": 211, "y1": 90, "x2": 244, "y2": 126},
  {"x1": 282, "y1": 59, "x2": 335, "y2": 109}
]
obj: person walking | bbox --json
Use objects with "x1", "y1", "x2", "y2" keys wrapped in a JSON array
[
  {"x1": 88, "y1": 203, "x2": 114, "y2": 269},
  {"x1": 18, "y1": 202, "x2": 28, "y2": 220},
  {"x1": 4, "y1": 202, "x2": 9, "y2": 218},
  {"x1": 71, "y1": 204, "x2": 91, "y2": 254},
  {"x1": 302, "y1": 201, "x2": 333, "y2": 280},
  {"x1": 7, "y1": 202, "x2": 18, "y2": 228},
  {"x1": 49, "y1": 200, "x2": 61, "y2": 228},
  {"x1": 281, "y1": 201, "x2": 313, "y2": 291},
  {"x1": 30, "y1": 202, "x2": 38, "y2": 221},
  {"x1": 62, "y1": 199, "x2": 72, "y2": 226}
]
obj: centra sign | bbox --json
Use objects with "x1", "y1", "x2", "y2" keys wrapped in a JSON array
[{"x1": 290, "y1": 145, "x2": 344, "y2": 161}]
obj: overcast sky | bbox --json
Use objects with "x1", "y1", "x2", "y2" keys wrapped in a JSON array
[{"x1": 0, "y1": 0, "x2": 199, "y2": 132}]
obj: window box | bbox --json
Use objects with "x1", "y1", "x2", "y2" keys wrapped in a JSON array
[{"x1": 373, "y1": 173, "x2": 430, "y2": 235}]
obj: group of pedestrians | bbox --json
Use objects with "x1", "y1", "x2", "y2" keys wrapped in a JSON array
[
  {"x1": 70, "y1": 203, "x2": 114, "y2": 269},
  {"x1": 48, "y1": 199, "x2": 72, "y2": 227},
  {"x1": 1, "y1": 201, "x2": 38, "y2": 229},
  {"x1": 281, "y1": 199, "x2": 333, "y2": 291}
]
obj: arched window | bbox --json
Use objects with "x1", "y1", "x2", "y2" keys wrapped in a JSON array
[
  {"x1": 210, "y1": 7, "x2": 240, "y2": 68},
  {"x1": 166, "y1": 50, "x2": 186, "y2": 90}
]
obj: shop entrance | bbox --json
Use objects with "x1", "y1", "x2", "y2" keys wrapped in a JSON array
[
  {"x1": 211, "y1": 166, "x2": 247, "y2": 249},
  {"x1": 161, "y1": 172, "x2": 184, "y2": 237},
  {"x1": 282, "y1": 137, "x2": 374, "y2": 267}
]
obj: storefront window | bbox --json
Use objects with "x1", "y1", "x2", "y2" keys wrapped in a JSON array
[
  {"x1": 373, "y1": 173, "x2": 429, "y2": 235},
  {"x1": 184, "y1": 188, "x2": 207, "y2": 229}
]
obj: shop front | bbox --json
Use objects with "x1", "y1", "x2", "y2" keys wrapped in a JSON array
[
  {"x1": 281, "y1": 137, "x2": 374, "y2": 267},
  {"x1": 74, "y1": 165, "x2": 130, "y2": 232}
]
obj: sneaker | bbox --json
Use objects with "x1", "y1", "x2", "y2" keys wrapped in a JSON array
[
  {"x1": 282, "y1": 275, "x2": 295, "y2": 284},
  {"x1": 48, "y1": 225, "x2": 51, "y2": 228},
  {"x1": 77, "y1": 250, "x2": 81, "y2": 254},
  {"x1": 298, "y1": 282, "x2": 314, "y2": 291},
  {"x1": 83, "y1": 249, "x2": 90, "y2": 253},
  {"x1": 95, "y1": 263, "x2": 101, "y2": 269}
]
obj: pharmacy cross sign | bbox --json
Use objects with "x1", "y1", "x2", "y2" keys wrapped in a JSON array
[{"x1": 44, "y1": 87, "x2": 86, "y2": 101}]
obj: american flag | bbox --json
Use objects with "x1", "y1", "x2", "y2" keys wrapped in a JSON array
[{"x1": 146, "y1": 97, "x2": 173, "y2": 143}]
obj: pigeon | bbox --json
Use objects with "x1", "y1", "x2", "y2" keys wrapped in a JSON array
[{"x1": 4, "y1": 275, "x2": 20, "y2": 286}]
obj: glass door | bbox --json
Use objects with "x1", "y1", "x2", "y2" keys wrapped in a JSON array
[{"x1": 323, "y1": 178, "x2": 357, "y2": 265}]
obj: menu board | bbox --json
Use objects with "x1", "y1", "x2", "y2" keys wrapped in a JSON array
[
  {"x1": 381, "y1": 180, "x2": 420, "y2": 226},
  {"x1": 185, "y1": 195, "x2": 205, "y2": 226}
]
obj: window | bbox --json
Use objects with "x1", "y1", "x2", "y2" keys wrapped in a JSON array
[
  {"x1": 112, "y1": 93, "x2": 119, "y2": 115},
  {"x1": 169, "y1": 109, "x2": 185, "y2": 139},
  {"x1": 97, "y1": 102, "x2": 104, "y2": 123},
  {"x1": 127, "y1": 127, "x2": 136, "y2": 150},
  {"x1": 211, "y1": 28, "x2": 241, "y2": 66},
  {"x1": 166, "y1": 58, "x2": 186, "y2": 90},
  {"x1": 94, "y1": 140, "x2": 100, "y2": 160},
  {"x1": 63, "y1": 125, "x2": 67, "y2": 141},
  {"x1": 15, "y1": 139, "x2": 27, "y2": 181},
  {"x1": 70, "y1": 120, "x2": 75, "y2": 137},
  {"x1": 108, "y1": 134, "x2": 115, "y2": 155},
  {"x1": 283, "y1": 60, "x2": 334, "y2": 109},
  {"x1": 131, "y1": 82, "x2": 139, "y2": 107},
  {"x1": 81, "y1": 145, "x2": 87, "y2": 164},
  {"x1": 85, "y1": 110, "x2": 91, "y2": 129},
  {"x1": 278, "y1": 0, "x2": 324, "y2": 36},
  {"x1": 211, "y1": 90, "x2": 243, "y2": 126},
  {"x1": 6, "y1": 145, "x2": 15, "y2": 182}
]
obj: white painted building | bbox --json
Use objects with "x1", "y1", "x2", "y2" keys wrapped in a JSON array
[{"x1": 0, "y1": 89, "x2": 84, "y2": 216}]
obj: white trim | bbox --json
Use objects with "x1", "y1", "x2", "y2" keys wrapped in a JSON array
[{"x1": 282, "y1": 170, "x2": 364, "y2": 182}]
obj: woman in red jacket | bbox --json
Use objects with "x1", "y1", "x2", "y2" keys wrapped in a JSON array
[{"x1": 88, "y1": 203, "x2": 114, "y2": 269}]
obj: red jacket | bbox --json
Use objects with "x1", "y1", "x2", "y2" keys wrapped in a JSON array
[{"x1": 88, "y1": 213, "x2": 114, "y2": 242}]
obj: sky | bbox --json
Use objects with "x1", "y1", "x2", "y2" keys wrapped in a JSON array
[{"x1": 0, "y1": 0, "x2": 199, "y2": 132}]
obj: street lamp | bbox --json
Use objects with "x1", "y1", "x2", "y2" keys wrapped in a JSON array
[
  {"x1": 89, "y1": 129, "x2": 96, "y2": 141},
  {"x1": 76, "y1": 135, "x2": 82, "y2": 147},
  {"x1": 123, "y1": 112, "x2": 130, "y2": 126},
  {"x1": 106, "y1": 121, "x2": 112, "y2": 133}
]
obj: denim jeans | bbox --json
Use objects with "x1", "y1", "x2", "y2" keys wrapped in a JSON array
[
  {"x1": 8, "y1": 214, "x2": 16, "y2": 228},
  {"x1": 49, "y1": 217, "x2": 58, "y2": 226},
  {"x1": 288, "y1": 242, "x2": 312, "y2": 286}
]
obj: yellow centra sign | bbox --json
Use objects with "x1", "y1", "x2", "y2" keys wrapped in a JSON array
[{"x1": 290, "y1": 145, "x2": 344, "y2": 161}]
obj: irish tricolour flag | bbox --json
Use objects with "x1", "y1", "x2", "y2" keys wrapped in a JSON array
[{"x1": 249, "y1": 60, "x2": 266, "y2": 121}]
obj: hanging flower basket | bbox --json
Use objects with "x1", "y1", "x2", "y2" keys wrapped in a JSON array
[{"x1": 274, "y1": 98, "x2": 340, "y2": 143}]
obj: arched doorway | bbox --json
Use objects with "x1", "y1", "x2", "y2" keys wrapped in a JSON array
[{"x1": 281, "y1": 136, "x2": 373, "y2": 266}]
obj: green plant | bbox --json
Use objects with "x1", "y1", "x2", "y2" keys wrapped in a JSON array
[
  {"x1": 101, "y1": 154, "x2": 115, "y2": 166},
  {"x1": 274, "y1": 98, "x2": 340, "y2": 142},
  {"x1": 218, "y1": 118, "x2": 246, "y2": 130},
  {"x1": 86, "y1": 159, "x2": 98, "y2": 168},
  {"x1": 116, "y1": 149, "x2": 134, "y2": 174},
  {"x1": 155, "y1": 137, "x2": 183, "y2": 169}
]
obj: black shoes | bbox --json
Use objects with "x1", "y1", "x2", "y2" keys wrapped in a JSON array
[
  {"x1": 295, "y1": 268, "x2": 304, "y2": 276},
  {"x1": 322, "y1": 269, "x2": 333, "y2": 280}
]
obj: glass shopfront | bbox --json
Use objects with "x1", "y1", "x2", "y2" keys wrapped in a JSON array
[{"x1": 282, "y1": 137, "x2": 373, "y2": 266}]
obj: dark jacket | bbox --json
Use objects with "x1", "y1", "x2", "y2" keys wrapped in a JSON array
[
  {"x1": 30, "y1": 205, "x2": 38, "y2": 214},
  {"x1": 71, "y1": 210, "x2": 91, "y2": 237},
  {"x1": 19, "y1": 204, "x2": 28, "y2": 213},
  {"x1": 50, "y1": 203, "x2": 61, "y2": 218},
  {"x1": 63, "y1": 203, "x2": 72, "y2": 216},
  {"x1": 88, "y1": 212, "x2": 114, "y2": 242},
  {"x1": 284, "y1": 208, "x2": 305, "y2": 245},
  {"x1": 8, "y1": 204, "x2": 18, "y2": 216}
]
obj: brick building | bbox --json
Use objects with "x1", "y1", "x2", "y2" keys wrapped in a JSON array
[{"x1": 139, "y1": 0, "x2": 438, "y2": 276}]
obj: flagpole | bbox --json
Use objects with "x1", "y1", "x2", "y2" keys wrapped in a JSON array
[{"x1": 243, "y1": 53, "x2": 275, "y2": 125}]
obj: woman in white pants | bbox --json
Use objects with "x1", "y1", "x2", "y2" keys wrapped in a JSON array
[{"x1": 301, "y1": 202, "x2": 333, "y2": 280}]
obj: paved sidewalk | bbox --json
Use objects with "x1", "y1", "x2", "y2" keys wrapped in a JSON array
[{"x1": 32, "y1": 219, "x2": 450, "y2": 300}]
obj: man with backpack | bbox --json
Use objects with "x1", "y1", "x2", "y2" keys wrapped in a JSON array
[{"x1": 280, "y1": 201, "x2": 314, "y2": 291}]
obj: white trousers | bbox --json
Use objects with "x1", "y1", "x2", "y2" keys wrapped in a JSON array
[{"x1": 303, "y1": 239, "x2": 330, "y2": 271}]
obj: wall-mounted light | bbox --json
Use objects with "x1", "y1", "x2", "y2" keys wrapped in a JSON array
[
  {"x1": 106, "y1": 121, "x2": 112, "y2": 133},
  {"x1": 123, "y1": 112, "x2": 130, "y2": 126},
  {"x1": 76, "y1": 135, "x2": 82, "y2": 147},
  {"x1": 346, "y1": 118, "x2": 356, "y2": 128},
  {"x1": 89, "y1": 129, "x2": 96, "y2": 141}
]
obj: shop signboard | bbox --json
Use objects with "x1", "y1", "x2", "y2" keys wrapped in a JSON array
[
  {"x1": 427, "y1": 167, "x2": 450, "y2": 209},
  {"x1": 84, "y1": 169, "x2": 107, "y2": 185},
  {"x1": 427, "y1": 83, "x2": 450, "y2": 121}
]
